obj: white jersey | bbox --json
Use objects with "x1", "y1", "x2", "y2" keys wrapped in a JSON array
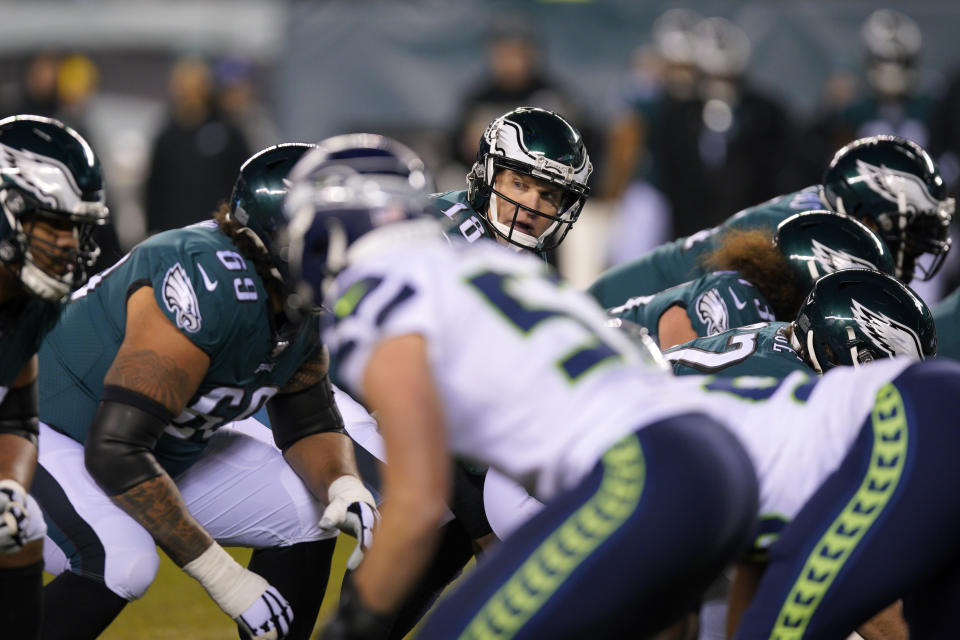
[{"x1": 323, "y1": 222, "x2": 916, "y2": 526}]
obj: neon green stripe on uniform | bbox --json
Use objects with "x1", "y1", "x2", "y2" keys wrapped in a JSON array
[
  {"x1": 770, "y1": 383, "x2": 909, "y2": 640},
  {"x1": 459, "y1": 434, "x2": 646, "y2": 640},
  {"x1": 333, "y1": 279, "x2": 376, "y2": 318}
]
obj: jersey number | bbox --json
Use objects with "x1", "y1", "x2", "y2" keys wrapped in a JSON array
[
  {"x1": 168, "y1": 385, "x2": 279, "y2": 439},
  {"x1": 466, "y1": 271, "x2": 621, "y2": 382},
  {"x1": 664, "y1": 331, "x2": 759, "y2": 373}
]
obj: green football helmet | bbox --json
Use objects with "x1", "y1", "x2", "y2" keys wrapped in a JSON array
[
  {"x1": 821, "y1": 135, "x2": 953, "y2": 283},
  {"x1": 774, "y1": 210, "x2": 895, "y2": 292},
  {"x1": 467, "y1": 107, "x2": 592, "y2": 252},
  {"x1": 791, "y1": 268, "x2": 935, "y2": 373},
  {"x1": 0, "y1": 114, "x2": 109, "y2": 301},
  {"x1": 228, "y1": 143, "x2": 316, "y2": 256}
]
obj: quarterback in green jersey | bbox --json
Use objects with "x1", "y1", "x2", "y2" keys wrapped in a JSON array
[
  {"x1": 0, "y1": 115, "x2": 109, "y2": 640},
  {"x1": 432, "y1": 106, "x2": 592, "y2": 256},
  {"x1": 33, "y1": 144, "x2": 377, "y2": 640},
  {"x1": 589, "y1": 136, "x2": 953, "y2": 308},
  {"x1": 610, "y1": 210, "x2": 895, "y2": 350}
]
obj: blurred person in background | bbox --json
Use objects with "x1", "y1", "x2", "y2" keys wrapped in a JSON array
[
  {"x1": 215, "y1": 56, "x2": 280, "y2": 153},
  {"x1": 838, "y1": 9, "x2": 934, "y2": 147},
  {"x1": 601, "y1": 14, "x2": 797, "y2": 269},
  {"x1": 12, "y1": 53, "x2": 61, "y2": 118},
  {"x1": 55, "y1": 53, "x2": 123, "y2": 272},
  {"x1": 600, "y1": 8, "x2": 701, "y2": 266},
  {"x1": 798, "y1": 10, "x2": 936, "y2": 187},
  {"x1": 690, "y1": 18, "x2": 798, "y2": 232},
  {"x1": 144, "y1": 56, "x2": 251, "y2": 235},
  {"x1": 449, "y1": 16, "x2": 580, "y2": 168}
]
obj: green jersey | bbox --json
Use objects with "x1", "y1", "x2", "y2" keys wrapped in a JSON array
[
  {"x1": 588, "y1": 186, "x2": 825, "y2": 308},
  {"x1": 608, "y1": 271, "x2": 775, "y2": 345},
  {"x1": 38, "y1": 221, "x2": 320, "y2": 477},
  {"x1": 0, "y1": 215, "x2": 63, "y2": 392},
  {"x1": 663, "y1": 322, "x2": 811, "y2": 379},
  {"x1": 430, "y1": 190, "x2": 496, "y2": 245},
  {"x1": 933, "y1": 287, "x2": 960, "y2": 361}
]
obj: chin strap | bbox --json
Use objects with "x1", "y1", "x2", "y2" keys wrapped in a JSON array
[{"x1": 791, "y1": 325, "x2": 823, "y2": 374}]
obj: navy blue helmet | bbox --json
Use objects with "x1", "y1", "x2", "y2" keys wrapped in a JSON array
[{"x1": 280, "y1": 133, "x2": 433, "y2": 315}]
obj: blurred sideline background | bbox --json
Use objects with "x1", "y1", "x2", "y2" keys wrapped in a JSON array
[{"x1": 11, "y1": 0, "x2": 959, "y2": 636}]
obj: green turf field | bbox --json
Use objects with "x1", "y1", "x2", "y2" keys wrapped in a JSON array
[
  {"x1": 54, "y1": 538, "x2": 352, "y2": 639},
  {"x1": 55, "y1": 535, "x2": 468, "y2": 638}
]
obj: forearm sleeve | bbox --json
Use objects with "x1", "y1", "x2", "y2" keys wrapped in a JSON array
[
  {"x1": 84, "y1": 385, "x2": 173, "y2": 496},
  {"x1": 267, "y1": 374, "x2": 346, "y2": 452},
  {"x1": 0, "y1": 380, "x2": 39, "y2": 447}
]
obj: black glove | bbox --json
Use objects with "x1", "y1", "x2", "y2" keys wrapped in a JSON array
[{"x1": 317, "y1": 576, "x2": 394, "y2": 640}]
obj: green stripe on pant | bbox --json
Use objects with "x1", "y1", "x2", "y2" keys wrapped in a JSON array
[
  {"x1": 771, "y1": 383, "x2": 909, "y2": 639},
  {"x1": 459, "y1": 434, "x2": 646, "y2": 640}
]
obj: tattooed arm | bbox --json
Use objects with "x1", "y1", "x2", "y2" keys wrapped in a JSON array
[{"x1": 95, "y1": 286, "x2": 212, "y2": 566}]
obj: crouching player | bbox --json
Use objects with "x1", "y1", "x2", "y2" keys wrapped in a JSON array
[
  {"x1": 34, "y1": 144, "x2": 377, "y2": 640},
  {"x1": 0, "y1": 115, "x2": 110, "y2": 638},
  {"x1": 287, "y1": 140, "x2": 960, "y2": 639},
  {"x1": 283, "y1": 145, "x2": 759, "y2": 639}
]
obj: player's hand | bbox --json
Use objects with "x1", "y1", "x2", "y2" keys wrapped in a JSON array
[
  {"x1": 317, "y1": 577, "x2": 392, "y2": 640},
  {"x1": 236, "y1": 585, "x2": 294, "y2": 640},
  {"x1": 319, "y1": 476, "x2": 379, "y2": 570},
  {"x1": 0, "y1": 479, "x2": 29, "y2": 554}
]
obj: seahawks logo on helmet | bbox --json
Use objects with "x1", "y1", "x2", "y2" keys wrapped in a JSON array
[
  {"x1": 809, "y1": 238, "x2": 880, "y2": 278},
  {"x1": 695, "y1": 288, "x2": 729, "y2": 335},
  {"x1": 854, "y1": 159, "x2": 940, "y2": 212},
  {"x1": 850, "y1": 297, "x2": 923, "y2": 358},
  {"x1": 162, "y1": 263, "x2": 202, "y2": 333},
  {"x1": 0, "y1": 142, "x2": 84, "y2": 211}
]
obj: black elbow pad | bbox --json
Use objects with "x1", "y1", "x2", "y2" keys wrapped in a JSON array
[
  {"x1": 0, "y1": 380, "x2": 39, "y2": 447},
  {"x1": 84, "y1": 385, "x2": 174, "y2": 496},
  {"x1": 268, "y1": 375, "x2": 346, "y2": 452}
]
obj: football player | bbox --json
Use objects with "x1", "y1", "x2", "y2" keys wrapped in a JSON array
[
  {"x1": 285, "y1": 133, "x2": 518, "y2": 639},
  {"x1": 33, "y1": 144, "x2": 377, "y2": 640},
  {"x1": 611, "y1": 210, "x2": 894, "y2": 349},
  {"x1": 661, "y1": 269, "x2": 934, "y2": 639},
  {"x1": 287, "y1": 155, "x2": 960, "y2": 639},
  {"x1": 0, "y1": 115, "x2": 109, "y2": 639},
  {"x1": 285, "y1": 147, "x2": 757, "y2": 639},
  {"x1": 433, "y1": 106, "x2": 592, "y2": 255},
  {"x1": 589, "y1": 135, "x2": 953, "y2": 308},
  {"x1": 664, "y1": 268, "x2": 935, "y2": 379}
]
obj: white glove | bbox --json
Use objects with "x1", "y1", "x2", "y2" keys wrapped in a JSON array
[
  {"x1": 0, "y1": 480, "x2": 28, "y2": 554},
  {"x1": 236, "y1": 585, "x2": 294, "y2": 640},
  {"x1": 183, "y1": 542, "x2": 293, "y2": 640},
  {"x1": 320, "y1": 475, "x2": 380, "y2": 570}
]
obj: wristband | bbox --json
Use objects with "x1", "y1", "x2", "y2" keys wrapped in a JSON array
[{"x1": 182, "y1": 542, "x2": 266, "y2": 619}]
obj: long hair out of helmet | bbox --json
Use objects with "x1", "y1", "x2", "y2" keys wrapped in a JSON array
[{"x1": 0, "y1": 114, "x2": 109, "y2": 301}]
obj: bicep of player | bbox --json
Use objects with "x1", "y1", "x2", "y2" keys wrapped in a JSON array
[
  {"x1": 84, "y1": 286, "x2": 219, "y2": 568},
  {"x1": 87, "y1": 286, "x2": 210, "y2": 496},
  {"x1": 657, "y1": 304, "x2": 698, "y2": 350},
  {"x1": 664, "y1": 329, "x2": 762, "y2": 375}
]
